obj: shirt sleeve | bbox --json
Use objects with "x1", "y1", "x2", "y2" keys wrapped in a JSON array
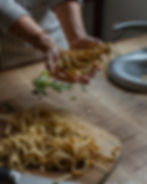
[
  {"x1": 49, "y1": 0, "x2": 83, "y2": 8},
  {"x1": 0, "y1": 0, "x2": 29, "y2": 30}
]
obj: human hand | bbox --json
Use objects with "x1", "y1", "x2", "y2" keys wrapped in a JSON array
[
  {"x1": 68, "y1": 35, "x2": 105, "y2": 83},
  {"x1": 46, "y1": 36, "x2": 108, "y2": 84},
  {"x1": 70, "y1": 35, "x2": 103, "y2": 50},
  {"x1": 46, "y1": 47, "x2": 91, "y2": 84}
]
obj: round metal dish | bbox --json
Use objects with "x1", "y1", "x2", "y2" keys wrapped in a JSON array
[{"x1": 107, "y1": 49, "x2": 147, "y2": 92}]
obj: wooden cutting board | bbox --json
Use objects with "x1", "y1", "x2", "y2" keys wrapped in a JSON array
[
  {"x1": 0, "y1": 103, "x2": 122, "y2": 184},
  {"x1": 0, "y1": 63, "x2": 122, "y2": 184}
]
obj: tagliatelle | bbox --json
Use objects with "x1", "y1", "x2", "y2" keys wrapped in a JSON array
[
  {"x1": 56, "y1": 44, "x2": 110, "y2": 77},
  {"x1": 33, "y1": 44, "x2": 110, "y2": 95},
  {"x1": 0, "y1": 108, "x2": 114, "y2": 177}
]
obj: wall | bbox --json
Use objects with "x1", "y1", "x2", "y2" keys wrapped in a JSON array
[
  {"x1": 102, "y1": 0, "x2": 147, "y2": 41},
  {"x1": 83, "y1": 2, "x2": 94, "y2": 35}
]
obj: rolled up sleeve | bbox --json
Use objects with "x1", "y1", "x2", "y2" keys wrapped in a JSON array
[
  {"x1": 49, "y1": 0, "x2": 83, "y2": 8},
  {"x1": 0, "y1": 0, "x2": 29, "y2": 30}
]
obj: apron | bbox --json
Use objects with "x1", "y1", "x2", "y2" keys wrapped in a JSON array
[{"x1": 0, "y1": 0, "x2": 68, "y2": 69}]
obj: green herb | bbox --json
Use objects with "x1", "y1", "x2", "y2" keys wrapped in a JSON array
[
  {"x1": 48, "y1": 82, "x2": 72, "y2": 93},
  {"x1": 34, "y1": 71, "x2": 73, "y2": 95},
  {"x1": 33, "y1": 71, "x2": 88, "y2": 96},
  {"x1": 71, "y1": 96, "x2": 77, "y2": 101}
]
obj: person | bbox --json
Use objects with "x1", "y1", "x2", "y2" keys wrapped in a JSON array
[{"x1": 0, "y1": 0, "x2": 101, "y2": 83}]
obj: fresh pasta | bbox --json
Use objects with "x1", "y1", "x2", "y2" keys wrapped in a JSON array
[
  {"x1": 0, "y1": 107, "x2": 115, "y2": 177},
  {"x1": 56, "y1": 44, "x2": 110, "y2": 78}
]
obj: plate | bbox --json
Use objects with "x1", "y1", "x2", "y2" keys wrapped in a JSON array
[{"x1": 107, "y1": 48, "x2": 147, "y2": 92}]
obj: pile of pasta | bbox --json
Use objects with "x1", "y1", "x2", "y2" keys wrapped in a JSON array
[
  {"x1": 0, "y1": 108, "x2": 113, "y2": 177},
  {"x1": 56, "y1": 44, "x2": 110, "y2": 78}
]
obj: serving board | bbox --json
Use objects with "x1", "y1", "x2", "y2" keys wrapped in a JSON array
[{"x1": 0, "y1": 63, "x2": 122, "y2": 184}]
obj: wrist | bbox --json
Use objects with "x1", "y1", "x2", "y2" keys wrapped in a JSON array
[
  {"x1": 31, "y1": 31, "x2": 53, "y2": 52},
  {"x1": 69, "y1": 33, "x2": 88, "y2": 48},
  {"x1": 10, "y1": 15, "x2": 53, "y2": 52}
]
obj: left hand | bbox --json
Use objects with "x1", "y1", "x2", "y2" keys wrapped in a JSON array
[
  {"x1": 70, "y1": 35, "x2": 103, "y2": 50},
  {"x1": 69, "y1": 35, "x2": 103, "y2": 83}
]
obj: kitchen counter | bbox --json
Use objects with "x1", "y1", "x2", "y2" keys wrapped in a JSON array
[{"x1": 0, "y1": 35, "x2": 147, "y2": 183}]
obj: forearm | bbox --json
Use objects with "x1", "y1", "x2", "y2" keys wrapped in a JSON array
[
  {"x1": 55, "y1": 1, "x2": 87, "y2": 45},
  {"x1": 0, "y1": 0, "x2": 53, "y2": 52},
  {"x1": 10, "y1": 15, "x2": 53, "y2": 52}
]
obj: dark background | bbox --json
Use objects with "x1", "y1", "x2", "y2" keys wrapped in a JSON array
[{"x1": 83, "y1": 0, "x2": 147, "y2": 41}]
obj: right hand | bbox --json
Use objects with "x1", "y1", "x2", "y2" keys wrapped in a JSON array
[{"x1": 46, "y1": 48, "x2": 93, "y2": 84}]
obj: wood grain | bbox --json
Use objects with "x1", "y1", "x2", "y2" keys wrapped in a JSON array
[
  {"x1": 0, "y1": 68, "x2": 122, "y2": 184},
  {"x1": 0, "y1": 35, "x2": 147, "y2": 183},
  {"x1": 0, "y1": 107, "x2": 121, "y2": 184}
]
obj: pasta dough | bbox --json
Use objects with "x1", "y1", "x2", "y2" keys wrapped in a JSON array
[{"x1": 0, "y1": 107, "x2": 115, "y2": 177}]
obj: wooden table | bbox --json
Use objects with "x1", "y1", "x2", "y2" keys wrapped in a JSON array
[{"x1": 0, "y1": 36, "x2": 147, "y2": 183}]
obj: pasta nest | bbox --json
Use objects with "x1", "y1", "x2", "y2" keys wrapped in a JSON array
[{"x1": 0, "y1": 108, "x2": 114, "y2": 177}]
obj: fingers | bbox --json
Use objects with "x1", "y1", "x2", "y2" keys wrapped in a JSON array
[
  {"x1": 47, "y1": 64, "x2": 94, "y2": 84},
  {"x1": 45, "y1": 37, "x2": 103, "y2": 84},
  {"x1": 46, "y1": 54, "x2": 55, "y2": 74},
  {"x1": 54, "y1": 71, "x2": 80, "y2": 83},
  {"x1": 46, "y1": 47, "x2": 60, "y2": 74},
  {"x1": 55, "y1": 71, "x2": 91, "y2": 84},
  {"x1": 79, "y1": 75, "x2": 90, "y2": 84},
  {"x1": 52, "y1": 65, "x2": 101, "y2": 84},
  {"x1": 46, "y1": 49, "x2": 91, "y2": 84},
  {"x1": 46, "y1": 56, "x2": 100, "y2": 84}
]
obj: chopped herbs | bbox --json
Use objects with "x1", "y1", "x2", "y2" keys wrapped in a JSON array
[
  {"x1": 34, "y1": 71, "x2": 73, "y2": 95},
  {"x1": 33, "y1": 71, "x2": 87, "y2": 96},
  {"x1": 48, "y1": 82, "x2": 72, "y2": 93},
  {"x1": 71, "y1": 96, "x2": 77, "y2": 101}
]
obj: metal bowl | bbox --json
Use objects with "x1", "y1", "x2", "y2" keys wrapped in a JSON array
[{"x1": 107, "y1": 49, "x2": 147, "y2": 92}]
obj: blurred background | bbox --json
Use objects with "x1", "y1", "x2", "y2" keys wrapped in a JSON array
[{"x1": 83, "y1": 0, "x2": 147, "y2": 40}]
